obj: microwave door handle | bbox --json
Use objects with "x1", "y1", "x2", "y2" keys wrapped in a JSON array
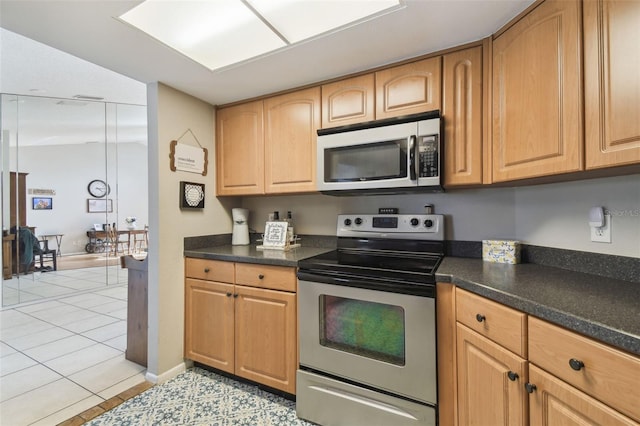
[{"x1": 409, "y1": 135, "x2": 417, "y2": 181}]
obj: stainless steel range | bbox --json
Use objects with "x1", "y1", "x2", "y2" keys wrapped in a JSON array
[{"x1": 296, "y1": 213, "x2": 444, "y2": 426}]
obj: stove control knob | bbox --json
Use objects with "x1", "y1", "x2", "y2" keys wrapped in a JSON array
[
  {"x1": 424, "y1": 219, "x2": 434, "y2": 228},
  {"x1": 344, "y1": 218, "x2": 352, "y2": 226},
  {"x1": 354, "y1": 217, "x2": 363, "y2": 225},
  {"x1": 410, "y1": 218, "x2": 419, "y2": 226}
]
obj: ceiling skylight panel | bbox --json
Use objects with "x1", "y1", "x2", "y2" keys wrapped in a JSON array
[
  {"x1": 120, "y1": 0, "x2": 286, "y2": 71},
  {"x1": 120, "y1": 0, "x2": 401, "y2": 71},
  {"x1": 249, "y1": 0, "x2": 402, "y2": 43}
]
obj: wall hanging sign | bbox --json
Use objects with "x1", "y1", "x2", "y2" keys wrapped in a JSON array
[
  {"x1": 29, "y1": 188, "x2": 56, "y2": 195},
  {"x1": 180, "y1": 181, "x2": 205, "y2": 209},
  {"x1": 169, "y1": 129, "x2": 208, "y2": 176}
]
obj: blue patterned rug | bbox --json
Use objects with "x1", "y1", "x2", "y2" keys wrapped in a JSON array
[{"x1": 86, "y1": 367, "x2": 315, "y2": 425}]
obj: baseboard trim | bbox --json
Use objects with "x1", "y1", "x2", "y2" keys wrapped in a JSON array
[{"x1": 145, "y1": 361, "x2": 188, "y2": 384}]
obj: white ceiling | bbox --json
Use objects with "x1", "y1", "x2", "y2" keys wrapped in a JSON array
[{"x1": 0, "y1": 0, "x2": 536, "y2": 107}]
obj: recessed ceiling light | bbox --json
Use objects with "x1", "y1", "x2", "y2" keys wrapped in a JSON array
[{"x1": 119, "y1": 0, "x2": 402, "y2": 71}]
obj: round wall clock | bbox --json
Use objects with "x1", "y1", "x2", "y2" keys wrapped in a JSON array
[{"x1": 88, "y1": 179, "x2": 110, "y2": 198}]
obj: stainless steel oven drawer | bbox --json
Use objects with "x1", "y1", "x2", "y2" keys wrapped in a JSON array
[{"x1": 296, "y1": 369, "x2": 436, "y2": 426}]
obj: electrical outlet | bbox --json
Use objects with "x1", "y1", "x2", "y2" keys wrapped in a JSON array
[{"x1": 591, "y1": 214, "x2": 611, "y2": 243}]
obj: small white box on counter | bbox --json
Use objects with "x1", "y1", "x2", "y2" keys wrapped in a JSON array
[{"x1": 482, "y1": 240, "x2": 521, "y2": 264}]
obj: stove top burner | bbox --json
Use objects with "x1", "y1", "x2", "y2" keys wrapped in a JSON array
[{"x1": 298, "y1": 214, "x2": 446, "y2": 296}]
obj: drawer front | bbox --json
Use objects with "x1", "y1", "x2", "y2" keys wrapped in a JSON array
[
  {"x1": 456, "y1": 288, "x2": 527, "y2": 357},
  {"x1": 185, "y1": 258, "x2": 234, "y2": 283},
  {"x1": 235, "y1": 263, "x2": 296, "y2": 292},
  {"x1": 529, "y1": 316, "x2": 640, "y2": 422}
]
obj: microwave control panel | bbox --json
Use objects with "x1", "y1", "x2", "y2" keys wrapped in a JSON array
[{"x1": 418, "y1": 135, "x2": 439, "y2": 177}]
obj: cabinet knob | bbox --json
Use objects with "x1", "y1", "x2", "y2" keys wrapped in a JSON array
[
  {"x1": 525, "y1": 383, "x2": 537, "y2": 394},
  {"x1": 226, "y1": 292, "x2": 232, "y2": 297},
  {"x1": 233, "y1": 293, "x2": 238, "y2": 298},
  {"x1": 569, "y1": 358, "x2": 585, "y2": 371},
  {"x1": 476, "y1": 314, "x2": 486, "y2": 323},
  {"x1": 204, "y1": 268, "x2": 210, "y2": 273},
  {"x1": 507, "y1": 371, "x2": 519, "y2": 381},
  {"x1": 258, "y1": 274, "x2": 265, "y2": 279}
]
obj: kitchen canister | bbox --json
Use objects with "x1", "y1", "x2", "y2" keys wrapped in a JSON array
[{"x1": 482, "y1": 240, "x2": 521, "y2": 264}]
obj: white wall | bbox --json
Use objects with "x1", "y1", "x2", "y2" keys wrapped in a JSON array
[
  {"x1": 242, "y1": 174, "x2": 640, "y2": 258},
  {"x1": 514, "y1": 174, "x2": 640, "y2": 257},
  {"x1": 16, "y1": 142, "x2": 148, "y2": 254},
  {"x1": 146, "y1": 83, "x2": 235, "y2": 382}
]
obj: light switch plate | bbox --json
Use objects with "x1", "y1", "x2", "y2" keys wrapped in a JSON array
[{"x1": 590, "y1": 214, "x2": 611, "y2": 243}]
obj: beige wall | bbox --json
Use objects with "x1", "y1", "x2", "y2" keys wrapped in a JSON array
[
  {"x1": 146, "y1": 83, "x2": 235, "y2": 381},
  {"x1": 243, "y1": 174, "x2": 640, "y2": 258}
]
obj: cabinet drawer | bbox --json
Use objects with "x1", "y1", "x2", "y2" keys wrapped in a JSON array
[
  {"x1": 235, "y1": 263, "x2": 297, "y2": 292},
  {"x1": 456, "y1": 288, "x2": 527, "y2": 357},
  {"x1": 529, "y1": 316, "x2": 640, "y2": 422},
  {"x1": 185, "y1": 258, "x2": 234, "y2": 283}
]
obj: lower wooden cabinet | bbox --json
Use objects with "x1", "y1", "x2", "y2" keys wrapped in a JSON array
[
  {"x1": 439, "y1": 283, "x2": 640, "y2": 426},
  {"x1": 528, "y1": 364, "x2": 638, "y2": 426},
  {"x1": 185, "y1": 278, "x2": 235, "y2": 372},
  {"x1": 184, "y1": 258, "x2": 298, "y2": 394},
  {"x1": 456, "y1": 323, "x2": 528, "y2": 426}
]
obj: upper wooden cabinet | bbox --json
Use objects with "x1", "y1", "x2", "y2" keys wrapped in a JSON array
[
  {"x1": 216, "y1": 101, "x2": 264, "y2": 195},
  {"x1": 264, "y1": 87, "x2": 320, "y2": 194},
  {"x1": 321, "y1": 74, "x2": 375, "y2": 129},
  {"x1": 375, "y1": 57, "x2": 442, "y2": 119},
  {"x1": 216, "y1": 88, "x2": 319, "y2": 196},
  {"x1": 584, "y1": 0, "x2": 640, "y2": 169},
  {"x1": 443, "y1": 46, "x2": 485, "y2": 186},
  {"x1": 492, "y1": 0, "x2": 583, "y2": 182}
]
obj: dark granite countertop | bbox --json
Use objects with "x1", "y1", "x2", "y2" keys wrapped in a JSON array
[
  {"x1": 184, "y1": 245, "x2": 334, "y2": 267},
  {"x1": 436, "y1": 257, "x2": 640, "y2": 356}
]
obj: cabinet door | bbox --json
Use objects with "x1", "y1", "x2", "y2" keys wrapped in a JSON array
[
  {"x1": 184, "y1": 278, "x2": 235, "y2": 373},
  {"x1": 216, "y1": 101, "x2": 264, "y2": 195},
  {"x1": 321, "y1": 74, "x2": 375, "y2": 128},
  {"x1": 234, "y1": 285, "x2": 297, "y2": 394},
  {"x1": 457, "y1": 323, "x2": 528, "y2": 426},
  {"x1": 584, "y1": 0, "x2": 640, "y2": 169},
  {"x1": 375, "y1": 57, "x2": 442, "y2": 119},
  {"x1": 529, "y1": 365, "x2": 638, "y2": 426},
  {"x1": 264, "y1": 87, "x2": 320, "y2": 194},
  {"x1": 492, "y1": 0, "x2": 583, "y2": 182},
  {"x1": 443, "y1": 46, "x2": 484, "y2": 186}
]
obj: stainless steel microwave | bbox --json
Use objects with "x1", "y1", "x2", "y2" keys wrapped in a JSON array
[{"x1": 316, "y1": 111, "x2": 442, "y2": 195}]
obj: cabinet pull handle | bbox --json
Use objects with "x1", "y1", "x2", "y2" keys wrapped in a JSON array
[
  {"x1": 258, "y1": 274, "x2": 265, "y2": 279},
  {"x1": 525, "y1": 383, "x2": 537, "y2": 394},
  {"x1": 569, "y1": 358, "x2": 585, "y2": 371},
  {"x1": 226, "y1": 292, "x2": 232, "y2": 297},
  {"x1": 507, "y1": 371, "x2": 519, "y2": 381},
  {"x1": 475, "y1": 314, "x2": 486, "y2": 323},
  {"x1": 204, "y1": 268, "x2": 210, "y2": 273},
  {"x1": 233, "y1": 293, "x2": 238, "y2": 298}
]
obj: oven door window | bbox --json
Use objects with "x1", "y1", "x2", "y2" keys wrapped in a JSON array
[
  {"x1": 324, "y1": 139, "x2": 408, "y2": 182},
  {"x1": 320, "y1": 295, "x2": 406, "y2": 366}
]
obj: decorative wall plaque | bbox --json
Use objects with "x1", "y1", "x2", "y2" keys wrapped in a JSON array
[{"x1": 180, "y1": 181, "x2": 205, "y2": 209}]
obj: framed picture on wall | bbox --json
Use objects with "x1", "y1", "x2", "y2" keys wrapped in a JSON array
[
  {"x1": 32, "y1": 197, "x2": 53, "y2": 210},
  {"x1": 179, "y1": 181, "x2": 205, "y2": 209},
  {"x1": 87, "y1": 198, "x2": 113, "y2": 213}
]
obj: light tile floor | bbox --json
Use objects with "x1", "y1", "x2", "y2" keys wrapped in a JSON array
[
  {"x1": 0, "y1": 267, "x2": 147, "y2": 426},
  {"x1": 2, "y1": 263, "x2": 125, "y2": 306}
]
